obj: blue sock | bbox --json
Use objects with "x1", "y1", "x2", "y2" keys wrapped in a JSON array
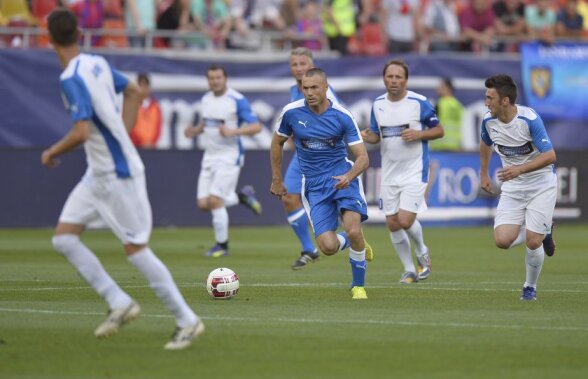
[
  {"x1": 337, "y1": 232, "x2": 350, "y2": 251},
  {"x1": 349, "y1": 258, "x2": 366, "y2": 287},
  {"x1": 287, "y1": 208, "x2": 315, "y2": 253}
]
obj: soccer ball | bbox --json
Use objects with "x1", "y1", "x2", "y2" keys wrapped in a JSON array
[{"x1": 206, "y1": 268, "x2": 239, "y2": 299}]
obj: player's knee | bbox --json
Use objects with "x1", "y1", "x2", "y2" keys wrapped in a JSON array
[
  {"x1": 197, "y1": 199, "x2": 210, "y2": 211},
  {"x1": 526, "y1": 239, "x2": 542, "y2": 250},
  {"x1": 318, "y1": 240, "x2": 338, "y2": 255},
  {"x1": 52, "y1": 234, "x2": 79, "y2": 254},
  {"x1": 281, "y1": 194, "x2": 301, "y2": 210},
  {"x1": 494, "y1": 238, "x2": 511, "y2": 250}
]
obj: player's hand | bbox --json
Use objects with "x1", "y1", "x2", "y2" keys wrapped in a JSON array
[
  {"x1": 219, "y1": 125, "x2": 235, "y2": 137},
  {"x1": 184, "y1": 126, "x2": 197, "y2": 138},
  {"x1": 497, "y1": 166, "x2": 521, "y2": 182},
  {"x1": 480, "y1": 174, "x2": 493, "y2": 194},
  {"x1": 333, "y1": 174, "x2": 351, "y2": 190},
  {"x1": 360, "y1": 129, "x2": 370, "y2": 139},
  {"x1": 401, "y1": 129, "x2": 420, "y2": 142},
  {"x1": 270, "y1": 181, "x2": 287, "y2": 200},
  {"x1": 41, "y1": 149, "x2": 60, "y2": 168}
]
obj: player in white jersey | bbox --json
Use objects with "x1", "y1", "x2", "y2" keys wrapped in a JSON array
[
  {"x1": 479, "y1": 74, "x2": 557, "y2": 301},
  {"x1": 42, "y1": 8, "x2": 202, "y2": 350},
  {"x1": 284, "y1": 47, "x2": 343, "y2": 270},
  {"x1": 184, "y1": 65, "x2": 262, "y2": 258},
  {"x1": 271, "y1": 68, "x2": 373, "y2": 300},
  {"x1": 362, "y1": 60, "x2": 444, "y2": 284}
]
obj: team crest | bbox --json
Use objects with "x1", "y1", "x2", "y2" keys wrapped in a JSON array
[{"x1": 530, "y1": 66, "x2": 551, "y2": 99}]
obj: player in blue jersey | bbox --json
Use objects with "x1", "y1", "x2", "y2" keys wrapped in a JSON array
[
  {"x1": 284, "y1": 47, "x2": 343, "y2": 270},
  {"x1": 270, "y1": 68, "x2": 373, "y2": 300},
  {"x1": 184, "y1": 65, "x2": 263, "y2": 258},
  {"x1": 479, "y1": 74, "x2": 557, "y2": 301},
  {"x1": 42, "y1": 8, "x2": 203, "y2": 350},
  {"x1": 362, "y1": 60, "x2": 444, "y2": 284}
]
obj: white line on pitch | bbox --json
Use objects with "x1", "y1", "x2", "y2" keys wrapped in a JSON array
[{"x1": 0, "y1": 307, "x2": 587, "y2": 333}]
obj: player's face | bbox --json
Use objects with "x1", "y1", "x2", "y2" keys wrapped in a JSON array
[
  {"x1": 207, "y1": 69, "x2": 227, "y2": 95},
  {"x1": 485, "y1": 88, "x2": 503, "y2": 118},
  {"x1": 301, "y1": 75, "x2": 327, "y2": 107},
  {"x1": 289, "y1": 55, "x2": 313, "y2": 83},
  {"x1": 384, "y1": 64, "x2": 407, "y2": 99}
]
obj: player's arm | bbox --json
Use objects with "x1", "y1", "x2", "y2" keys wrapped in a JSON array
[
  {"x1": 270, "y1": 132, "x2": 289, "y2": 199},
  {"x1": 121, "y1": 80, "x2": 141, "y2": 133},
  {"x1": 361, "y1": 129, "x2": 380, "y2": 144},
  {"x1": 402, "y1": 107, "x2": 444, "y2": 142},
  {"x1": 479, "y1": 140, "x2": 494, "y2": 194},
  {"x1": 222, "y1": 122, "x2": 262, "y2": 137},
  {"x1": 498, "y1": 150, "x2": 556, "y2": 182},
  {"x1": 41, "y1": 120, "x2": 91, "y2": 168},
  {"x1": 184, "y1": 120, "x2": 204, "y2": 138},
  {"x1": 333, "y1": 142, "x2": 369, "y2": 190}
]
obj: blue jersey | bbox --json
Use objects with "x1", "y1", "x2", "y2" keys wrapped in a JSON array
[{"x1": 276, "y1": 99, "x2": 362, "y2": 178}]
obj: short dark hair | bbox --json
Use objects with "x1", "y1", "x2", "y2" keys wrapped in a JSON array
[
  {"x1": 137, "y1": 73, "x2": 150, "y2": 85},
  {"x1": 304, "y1": 67, "x2": 327, "y2": 81},
  {"x1": 207, "y1": 64, "x2": 227, "y2": 77},
  {"x1": 47, "y1": 8, "x2": 79, "y2": 47},
  {"x1": 441, "y1": 78, "x2": 454, "y2": 93},
  {"x1": 485, "y1": 74, "x2": 517, "y2": 104},
  {"x1": 383, "y1": 60, "x2": 409, "y2": 80}
]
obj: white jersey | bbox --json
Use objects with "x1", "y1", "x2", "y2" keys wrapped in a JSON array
[
  {"x1": 481, "y1": 105, "x2": 555, "y2": 190},
  {"x1": 199, "y1": 87, "x2": 258, "y2": 167},
  {"x1": 369, "y1": 90, "x2": 440, "y2": 185},
  {"x1": 60, "y1": 53, "x2": 143, "y2": 178}
]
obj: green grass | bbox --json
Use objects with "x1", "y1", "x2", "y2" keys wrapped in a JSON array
[{"x1": 1, "y1": 225, "x2": 587, "y2": 379}]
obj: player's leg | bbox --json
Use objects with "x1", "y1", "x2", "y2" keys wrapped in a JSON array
[
  {"x1": 493, "y1": 192, "x2": 526, "y2": 249},
  {"x1": 284, "y1": 156, "x2": 317, "y2": 268},
  {"x1": 520, "y1": 185, "x2": 557, "y2": 300},
  {"x1": 340, "y1": 210, "x2": 368, "y2": 299},
  {"x1": 105, "y1": 175, "x2": 202, "y2": 348},
  {"x1": 397, "y1": 183, "x2": 431, "y2": 280},
  {"x1": 53, "y1": 178, "x2": 137, "y2": 336}
]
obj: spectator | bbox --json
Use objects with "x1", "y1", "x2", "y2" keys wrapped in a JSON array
[
  {"x1": 191, "y1": 0, "x2": 232, "y2": 50},
  {"x1": 382, "y1": 0, "x2": 421, "y2": 54},
  {"x1": 156, "y1": 0, "x2": 195, "y2": 48},
  {"x1": 430, "y1": 78, "x2": 464, "y2": 151},
  {"x1": 125, "y1": 0, "x2": 158, "y2": 48},
  {"x1": 130, "y1": 74, "x2": 162, "y2": 149},
  {"x1": 555, "y1": 0, "x2": 584, "y2": 37},
  {"x1": 353, "y1": 0, "x2": 387, "y2": 56},
  {"x1": 70, "y1": 0, "x2": 105, "y2": 46},
  {"x1": 493, "y1": 0, "x2": 526, "y2": 52},
  {"x1": 294, "y1": 0, "x2": 324, "y2": 50},
  {"x1": 525, "y1": 0, "x2": 557, "y2": 45},
  {"x1": 578, "y1": 0, "x2": 588, "y2": 31},
  {"x1": 422, "y1": 0, "x2": 462, "y2": 52},
  {"x1": 459, "y1": 0, "x2": 496, "y2": 52},
  {"x1": 322, "y1": 0, "x2": 357, "y2": 55},
  {"x1": 230, "y1": 0, "x2": 286, "y2": 36}
]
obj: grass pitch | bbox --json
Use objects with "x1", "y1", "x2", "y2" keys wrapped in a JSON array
[{"x1": 1, "y1": 225, "x2": 587, "y2": 379}]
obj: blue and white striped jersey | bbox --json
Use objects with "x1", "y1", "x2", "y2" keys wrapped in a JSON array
[
  {"x1": 60, "y1": 53, "x2": 143, "y2": 178},
  {"x1": 481, "y1": 104, "x2": 555, "y2": 186},
  {"x1": 370, "y1": 90, "x2": 440, "y2": 185},
  {"x1": 199, "y1": 87, "x2": 258, "y2": 167}
]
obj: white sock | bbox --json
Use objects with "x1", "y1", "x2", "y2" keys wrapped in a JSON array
[
  {"x1": 211, "y1": 207, "x2": 229, "y2": 243},
  {"x1": 524, "y1": 245, "x2": 545, "y2": 289},
  {"x1": 128, "y1": 247, "x2": 197, "y2": 328},
  {"x1": 509, "y1": 227, "x2": 526, "y2": 248},
  {"x1": 390, "y1": 230, "x2": 416, "y2": 273},
  {"x1": 349, "y1": 248, "x2": 366, "y2": 262},
  {"x1": 52, "y1": 234, "x2": 132, "y2": 309},
  {"x1": 406, "y1": 219, "x2": 427, "y2": 256},
  {"x1": 225, "y1": 192, "x2": 239, "y2": 207}
]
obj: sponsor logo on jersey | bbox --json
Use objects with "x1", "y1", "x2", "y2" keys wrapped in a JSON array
[
  {"x1": 380, "y1": 124, "x2": 409, "y2": 138},
  {"x1": 300, "y1": 137, "x2": 339, "y2": 150},
  {"x1": 496, "y1": 141, "x2": 534, "y2": 156}
]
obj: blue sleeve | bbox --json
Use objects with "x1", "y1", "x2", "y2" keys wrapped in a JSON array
[
  {"x1": 527, "y1": 115, "x2": 553, "y2": 153},
  {"x1": 419, "y1": 99, "x2": 440, "y2": 128},
  {"x1": 111, "y1": 68, "x2": 128, "y2": 94},
  {"x1": 60, "y1": 76, "x2": 93, "y2": 122},
  {"x1": 480, "y1": 120, "x2": 493, "y2": 146},
  {"x1": 277, "y1": 110, "x2": 292, "y2": 137},
  {"x1": 369, "y1": 107, "x2": 380, "y2": 134},
  {"x1": 343, "y1": 114, "x2": 361, "y2": 144},
  {"x1": 236, "y1": 97, "x2": 259, "y2": 125}
]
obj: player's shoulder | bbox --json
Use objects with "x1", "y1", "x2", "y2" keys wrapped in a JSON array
[
  {"x1": 406, "y1": 90, "x2": 428, "y2": 102},
  {"x1": 373, "y1": 92, "x2": 388, "y2": 103},
  {"x1": 226, "y1": 87, "x2": 246, "y2": 100},
  {"x1": 516, "y1": 104, "x2": 540, "y2": 121},
  {"x1": 482, "y1": 111, "x2": 495, "y2": 124},
  {"x1": 283, "y1": 98, "x2": 306, "y2": 113},
  {"x1": 60, "y1": 53, "x2": 106, "y2": 81},
  {"x1": 331, "y1": 101, "x2": 355, "y2": 120}
]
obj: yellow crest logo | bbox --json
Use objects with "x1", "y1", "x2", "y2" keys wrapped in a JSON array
[{"x1": 530, "y1": 67, "x2": 551, "y2": 99}]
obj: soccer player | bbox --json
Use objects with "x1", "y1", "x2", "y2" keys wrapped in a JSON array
[
  {"x1": 42, "y1": 8, "x2": 202, "y2": 350},
  {"x1": 361, "y1": 60, "x2": 444, "y2": 284},
  {"x1": 284, "y1": 47, "x2": 343, "y2": 270},
  {"x1": 184, "y1": 65, "x2": 262, "y2": 258},
  {"x1": 479, "y1": 74, "x2": 556, "y2": 301},
  {"x1": 270, "y1": 68, "x2": 373, "y2": 300}
]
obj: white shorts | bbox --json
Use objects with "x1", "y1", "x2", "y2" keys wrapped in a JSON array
[
  {"x1": 494, "y1": 180, "x2": 557, "y2": 235},
  {"x1": 59, "y1": 173, "x2": 152, "y2": 245},
  {"x1": 197, "y1": 162, "x2": 241, "y2": 201},
  {"x1": 380, "y1": 182, "x2": 428, "y2": 215}
]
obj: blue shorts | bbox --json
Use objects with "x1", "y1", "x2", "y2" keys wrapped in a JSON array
[
  {"x1": 284, "y1": 153, "x2": 302, "y2": 195},
  {"x1": 301, "y1": 168, "x2": 368, "y2": 237}
]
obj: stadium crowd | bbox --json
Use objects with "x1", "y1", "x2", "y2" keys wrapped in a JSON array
[{"x1": 0, "y1": 0, "x2": 586, "y2": 53}]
